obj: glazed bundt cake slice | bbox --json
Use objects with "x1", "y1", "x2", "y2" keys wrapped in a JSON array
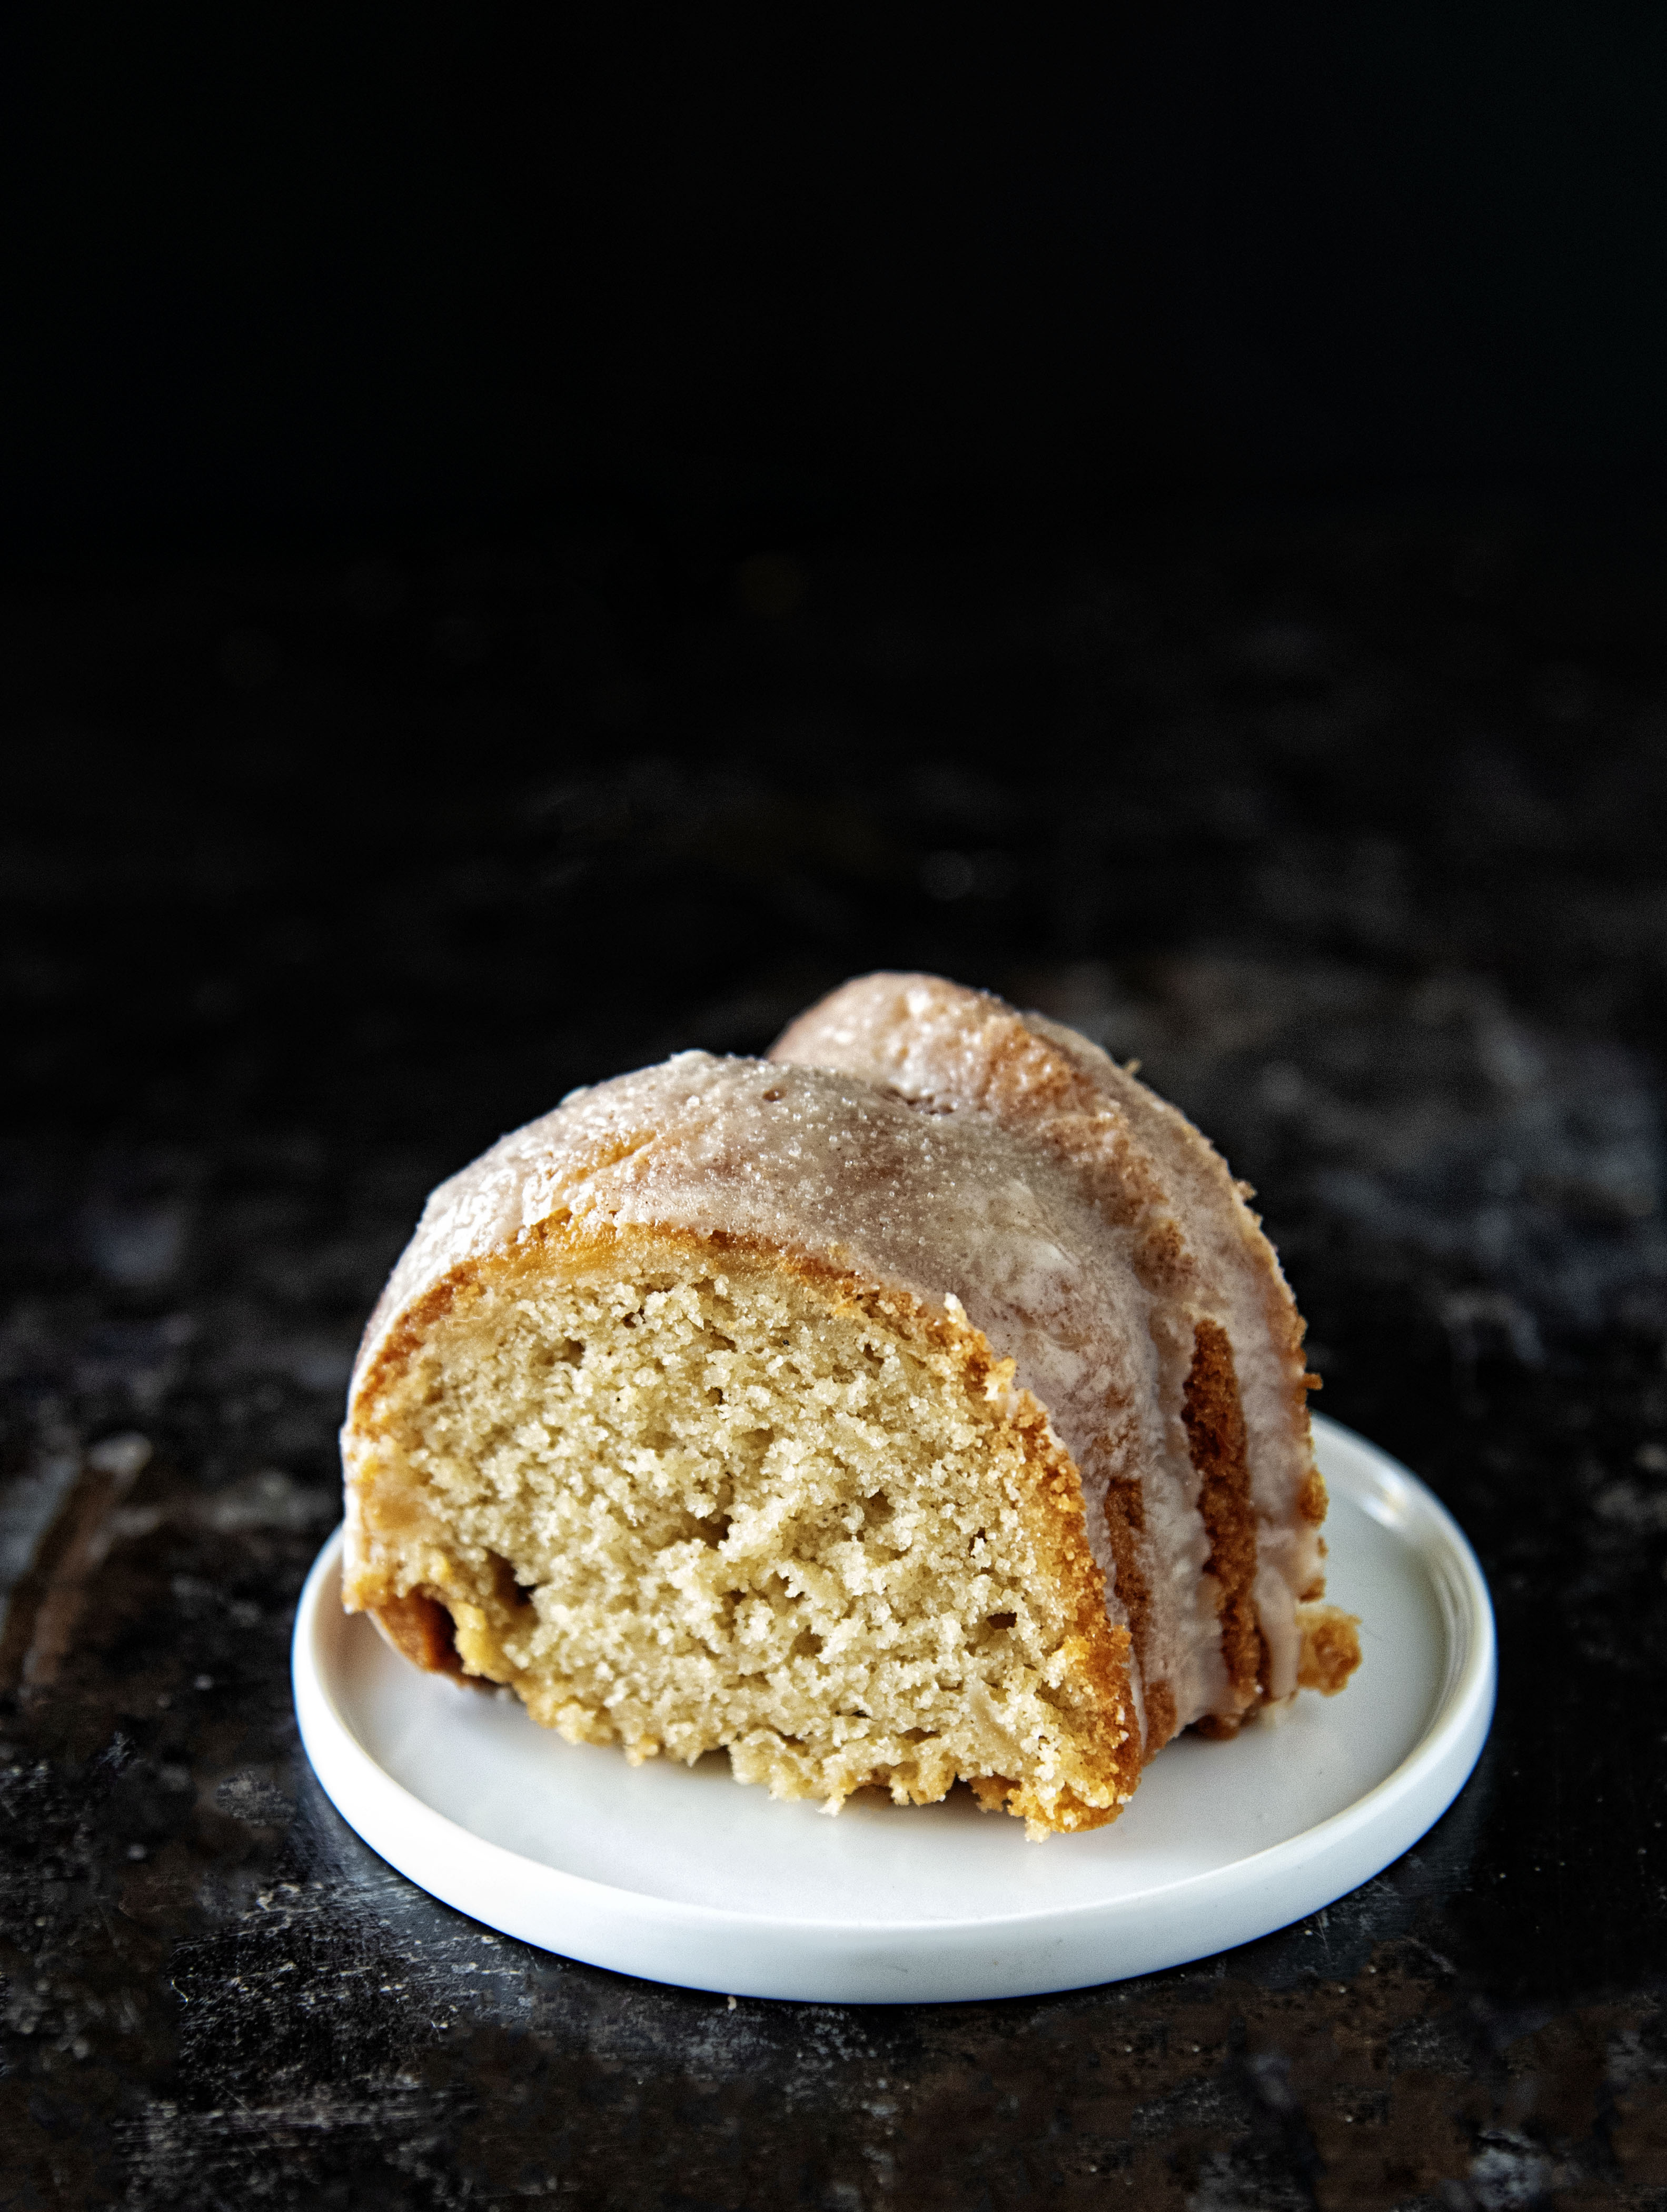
[
  {"x1": 772, "y1": 973, "x2": 1361, "y2": 1750},
  {"x1": 342, "y1": 980, "x2": 1360, "y2": 1836},
  {"x1": 342, "y1": 1054, "x2": 1151, "y2": 1837}
]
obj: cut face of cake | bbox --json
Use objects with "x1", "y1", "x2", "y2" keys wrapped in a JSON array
[
  {"x1": 341, "y1": 980, "x2": 1359, "y2": 1838},
  {"x1": 344, "y1": 1056, "x2": 1145, "y2": 1837}
]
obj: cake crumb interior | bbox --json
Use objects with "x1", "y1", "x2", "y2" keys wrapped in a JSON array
[{"x1": 349, "y1": 1258, "x2": 1131, "y2": 1834}]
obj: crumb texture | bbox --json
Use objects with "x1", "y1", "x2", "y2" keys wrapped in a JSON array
[
  {"x1": 1296, "y1": 1602, "x2": 1363, "y2": 1694},
  {"x1": 346, "y1": 1247, "x2": 1137, "y2": 1834}
]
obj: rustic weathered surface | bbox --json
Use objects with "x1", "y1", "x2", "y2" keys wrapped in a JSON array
[{"x1": 4, "y1": 516, "x2": 1666, "y2": 2207}]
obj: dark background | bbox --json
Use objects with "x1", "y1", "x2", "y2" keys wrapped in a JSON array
[
  {"x1": 6, "y1": 12, "x2": 1667, "y2": 2209},
  {"x1": 9, "y1": 8, "x2": 1667, "y2": 549}
]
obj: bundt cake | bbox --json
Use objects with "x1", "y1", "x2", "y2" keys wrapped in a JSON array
[{"x1": 340, "y1": 977, "x2": 1358, "y2": 1838}]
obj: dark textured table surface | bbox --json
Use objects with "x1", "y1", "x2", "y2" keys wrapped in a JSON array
[{"x1": 5, "y1": 511, "x2": 1667, "y2": 2208}]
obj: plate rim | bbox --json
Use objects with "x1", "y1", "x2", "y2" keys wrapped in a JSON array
[{"x1": 292, "y1": 1414, "x2": 1496, "y2": 1993}]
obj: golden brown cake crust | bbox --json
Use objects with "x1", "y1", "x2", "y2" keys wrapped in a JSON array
[
  {"x1": 1181, "y1": 1318, "x2": 1261, "y2": 1714},
  {"x1": 370, "y1": 1588, "x2": 470, "y2": 1679}
]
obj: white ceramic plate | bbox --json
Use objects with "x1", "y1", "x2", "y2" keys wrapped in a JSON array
[{"x1": 293, "y1": 1414, "x2": 1494, "y2": 2003}]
